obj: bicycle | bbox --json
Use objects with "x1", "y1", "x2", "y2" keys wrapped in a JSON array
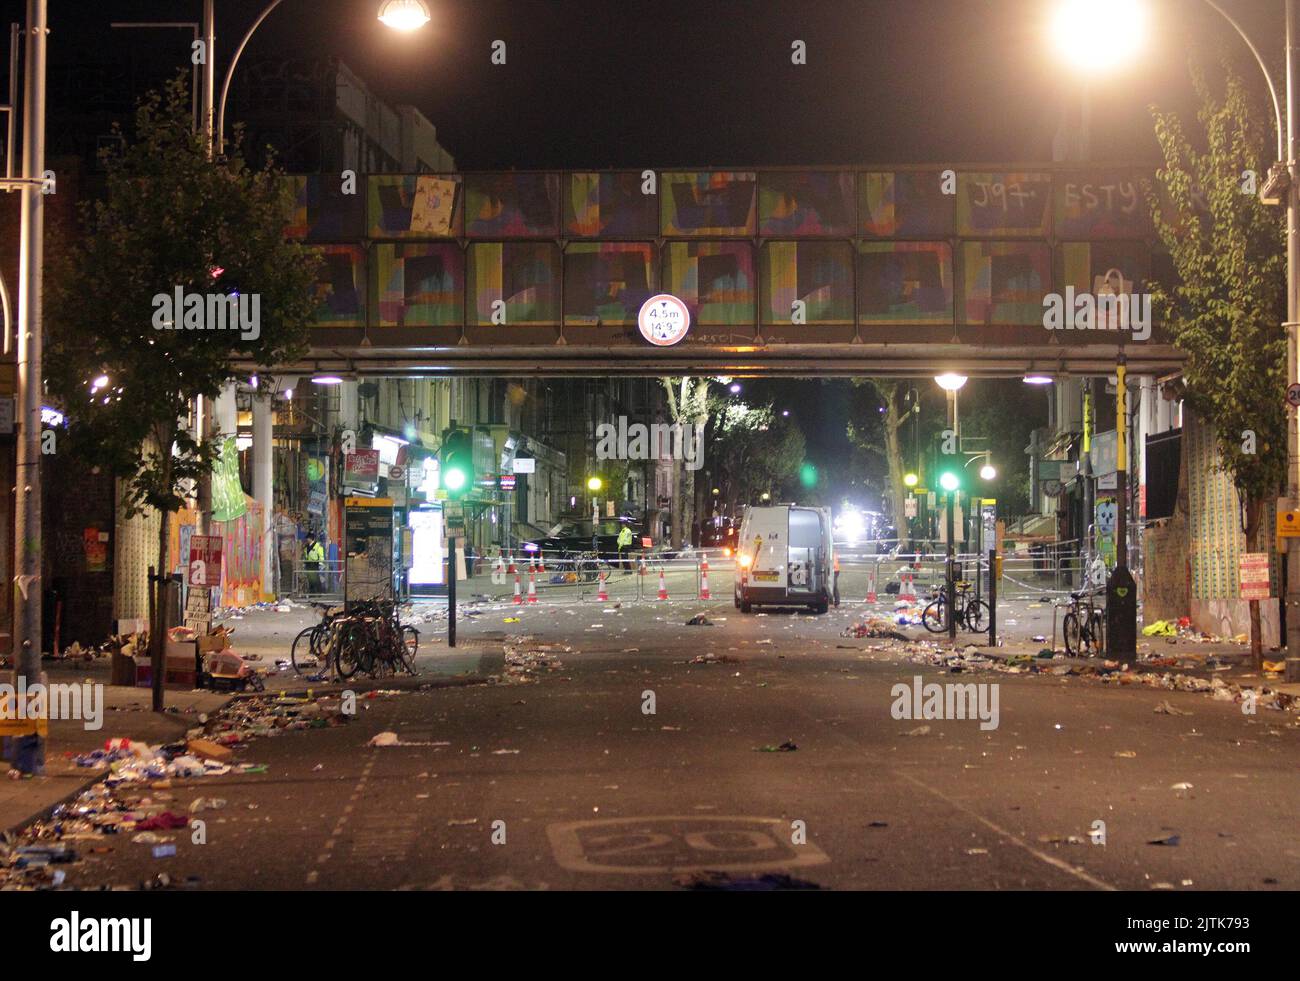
[
  {"x1": 290, "y1": 602, "x2": 343, "y2": 677},
  {"x1": 1062, "y1": 590, "x2": 1106, "y2": 657},
  {"x1": 921, "y1": 581, "x2": 990, "y2": 634},
  {"x1": 329, "y1": 600, "x2": 420, "y2": 680}
]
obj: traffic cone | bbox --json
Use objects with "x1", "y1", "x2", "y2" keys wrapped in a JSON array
[
  {"x1": 596, "y1": 570, "x2": 609, "y2": 602},
  {"x1": 866, "y1": 568, "x2": 877, "y2": 604},
  {"x1": 699, "y1": 556, "x2": 711, "y2": 600},
  {"x1": 538, "y1": 551, "x2": 546, "y2": 573},
  {"x1": 527, "y1": 568, "x2": 538, "y2": 604},
  {"x1": 507, "y1": 553, "x2": 517, "y2": 575},
  {"x1": 901, "y1": 571, "x2": 917, "y2": 603},
  {"x1": 657, "y1": 569, "x2": 669, "y2": 601},
  {"x1": 512, "y1": 571, "x2": 523, "y2": 605}
]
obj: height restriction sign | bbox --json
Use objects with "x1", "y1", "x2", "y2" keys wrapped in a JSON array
[{"x1": 188, "y1": 535, "x2": 223, "y2": 587}]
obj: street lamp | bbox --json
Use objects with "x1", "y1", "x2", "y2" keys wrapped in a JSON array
[
  {"x1": 933, "y1": 373, "x2": 967, "y2": 392},
  {"x1": 1050, "y1": 0, "x2": 1147, "y2": 72},
  {"x1": 216, "y1": 0, "x2": 430, "y2": 154},
  {"x1": 378, "y1": 0, "x2": 432, "y2": 32}
]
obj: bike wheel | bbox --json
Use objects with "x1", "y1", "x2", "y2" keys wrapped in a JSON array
[
  {"x1": 1062, "y1": 611, "x2": 1082, "y2": 657},
  {"x1": 921, "y1": 598, "x2": 948, "y2": 633},
  {"x1": 333, "y1": 624, "x2": 363, "y2": 679},
  {"x1": 291, "y1": 626, "x2": 322, "y2": 676},
  {"x1": 965, "y1": 600, "x2": 990, "y2": 632},
  {"x1": 1085, "y1": 610, "x2": 1105, "y2": 656},
  {"x1": 400, "y1": 626, "x2": 420, "y2": 674}
]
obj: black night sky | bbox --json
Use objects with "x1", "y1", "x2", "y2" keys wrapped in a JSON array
[{"x1": 0, "y1": 0, "x2": 1282, "y2": 170}]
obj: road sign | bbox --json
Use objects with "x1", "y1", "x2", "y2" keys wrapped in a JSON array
[
  {"x1": 1239, "y1": 552, "x2": 1272, "y2": 601},
  {"x1": 388, "y1": 464, "x2": 406, "y2": 482},
  {"x1": 637, "y1": 294, "x2": 691, "y2": 347},
  {"x1": 188, "y1": 535, "x2": 223, "y2": 587},
  {"x1": 1288, "y1": 383, "x2": 1300, "y2": 408}
]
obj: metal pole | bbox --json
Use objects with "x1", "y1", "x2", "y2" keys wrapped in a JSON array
[
  {"x1": 12, "y1": 0, "x2": 45, "y2": 772},
  {"x1": 1286, "y1": 0, "x2": 1300, "y2": 681},
  {"x1": 946, "y1": 491, "x2": 956, "y2": 642},
  {"x1": 447, "y1": 537, "x2": 457, "y2": 649},
  {"x1": 1107, "y1": 355, "x2": 1137, "y2": 656},
  {"x1": 987, "y1": 548, "x2": 997, "y2": 647}
]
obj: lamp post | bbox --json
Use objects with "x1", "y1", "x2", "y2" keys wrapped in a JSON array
[
  {"x1": 8, "y1": 0, "x2": 47, "y2": 771},
  {"x1": 1051, "y1": 0, "x2": 1299, "y2": 668}
]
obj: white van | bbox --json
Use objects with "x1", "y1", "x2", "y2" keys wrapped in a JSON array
[{"x1": 733, "y1": 505, "x2": 836, "y2": 614}]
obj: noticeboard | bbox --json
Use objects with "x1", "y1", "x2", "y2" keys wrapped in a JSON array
[{"x1": 344, "y1": 498, "x2": 395, "y2": 607}]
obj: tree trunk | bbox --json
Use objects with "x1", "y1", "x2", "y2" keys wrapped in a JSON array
[
  {"x1": 1244, "y1": 495, "x2": 1264, "y2": 668},
  {"x1": 881, "y1": 385, "x2": 908, "y2": 549}
]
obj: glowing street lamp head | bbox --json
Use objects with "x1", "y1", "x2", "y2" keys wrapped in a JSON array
[
  {"x1": 980, "y1": 464, "x2": 997, "y2": 481},
  {"x1": 934, "y1": 373, "x2": 967, "y2": 392},
  {"x1": 1050, "y1": 0, "x2": 1146, "y2": 72},
  {"x1": 587, "y1": 476, "x2": 603, "y2": 492},
  {"x1": 378, "y1": 0, "x2": 431, "y2": 32},
  {"x1": 904, "y1": 472, "x2": 919, "y2": 488}
]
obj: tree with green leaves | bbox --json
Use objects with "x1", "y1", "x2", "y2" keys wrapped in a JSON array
[
  {"x1": 709, "y1": 402, "x2": 807, "y2": 506},
  {"x1": 45, "y1": 76, "x2": 320, "y2": 696},
  {"x1": 1148, "y1": 58, "x2": 1287, "y2": 664}
]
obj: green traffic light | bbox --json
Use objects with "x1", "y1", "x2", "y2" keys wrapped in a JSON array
[
  {"x1": 939, "y1": 471, "x2": 960, "y2": 492},
  {"x1": 443, "y1": 467, "x2": 467, "y2": 492}
]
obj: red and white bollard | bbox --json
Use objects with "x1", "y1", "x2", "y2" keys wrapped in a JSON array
[
  {"x1": 596, "y1": 569, "x2": 609, "y2": 602},
  {"x1": 657, "y1": 569, "x2": 669, "y2": 601},
  {"x1": 527, "y1": 568, "x2": 538, "y2": 604},
  {"x1": 900, "y1": 571, "x2": 917, "y2": 603},
  {"x1": 512, "y1": 570, "x2": 523, "y2": 605},
  {"x1": 866, "y1": 567, "x2": 877, "y2": 604},
  {"x1": 699, "y1": 556, "x2": 711, "y2": 600}
]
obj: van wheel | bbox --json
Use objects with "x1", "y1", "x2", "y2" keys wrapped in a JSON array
[
  {"x1": 734, "y1": 592, "x2": 741, "y2": 610},
  {"x1": 813, "y1": 599, "x2": 829, "y2": 614},
  {"x1": 740, "y1": 600, "x2": 752, "y2": 613}
]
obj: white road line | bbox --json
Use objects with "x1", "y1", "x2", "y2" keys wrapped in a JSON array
[{"x1": 894, "y1": 771, "x2": 1116, "y2": 891}]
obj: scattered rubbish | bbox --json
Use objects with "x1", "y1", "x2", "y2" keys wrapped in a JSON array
[
  {"x1": 1147, "y1": 834, "x2": 1181, "y2": 846},
  {"x1": 965, "y1": 848, "x2": 989, "y2": 855},
  {"x1": 1171, "y1": 782, "x2": 1194, "y2": 797},
  {"x1": 151, "y1": 844, "x2": 177, "y2": 859},
  {"x1": 1143, "y1": 620, "x2": 1177, "y2": 637},
  {"x1": 686, "y1": 614, "x2": 714, "y2": 626},
  {"x1": 905, "y1": 725, "x2": 931, "y2": 736},
  {"x1": 1112, "y1": 750, "x2": 1137, "y2": 759},
  {"x1": 448, "y1": 818, "x2": 478, "y2": 827},
  {"x1": 1154, "y1": 700, "x2": 1192, "y2": 716},
  {"x1": 756, "y1": 740, "x2": 798, "y2": 752}
]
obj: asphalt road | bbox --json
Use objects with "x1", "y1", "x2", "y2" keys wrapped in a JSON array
[{"x1": 49, "y1": 600, "x2": 1300, "y2": 891}]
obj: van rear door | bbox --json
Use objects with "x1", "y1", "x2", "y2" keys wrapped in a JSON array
[
  {"x1": 787, "y1": 508, "x2": 823, "y2": 595},
  {"x1": 745, "y1": 508, "x2": 787, "y2": 591}
]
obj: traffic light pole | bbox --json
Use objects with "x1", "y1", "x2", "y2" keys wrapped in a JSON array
[
  {"x1": 946, "y1": 490, "x2": 957, "y2": 642},
  {"x1": 1106, "y1": 355, "x2": 1137, "y2": 656},
  {"x1": 447, "y1": 536, "x2": 456, "y2": 649}
]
